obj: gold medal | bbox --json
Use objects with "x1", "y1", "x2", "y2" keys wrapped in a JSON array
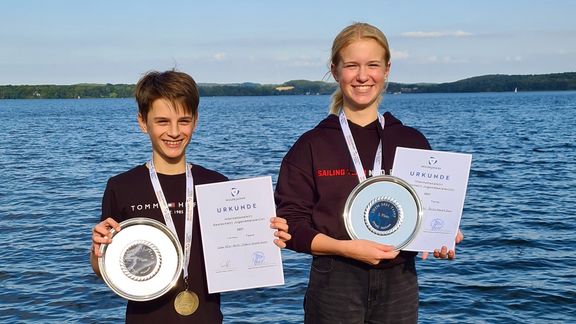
[{"x1": 174, "y1": 290, "x2": 199, "y2": 316}]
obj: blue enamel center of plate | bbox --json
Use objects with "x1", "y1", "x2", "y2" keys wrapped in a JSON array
[{"x1": 368, "y1": 201, "x2": 399, "y2": 231}]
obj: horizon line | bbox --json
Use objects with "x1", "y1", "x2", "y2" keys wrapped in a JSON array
[{"x1": 1, "y1": 72, "x2": 575, "y2": 87}]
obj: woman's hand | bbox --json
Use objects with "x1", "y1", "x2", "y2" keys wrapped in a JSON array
[
  {"x1": 311, "y1": 234, "x2": 398, "y2": 265},
  {"x1": 270, "y1": 216, "x2": 291, "y2": 248},
  {"x1": 342, "y1": 239, "x2": 399, "y2": 265},
  {"x1": 422, "y1": 229, "x2": 464, "y2": 260}
]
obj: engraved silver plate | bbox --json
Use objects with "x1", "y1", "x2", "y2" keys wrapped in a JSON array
[
  {"x1": 343, "y1": 175, "x2": 422, "y2": 250},
  {"x1": 98, "y1": 218, "x2": 183, "y2": 301}
]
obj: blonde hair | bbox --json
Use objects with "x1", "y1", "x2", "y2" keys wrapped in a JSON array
[{"x1": 328, "y1": 22, "x2": 391, "y2": 115}]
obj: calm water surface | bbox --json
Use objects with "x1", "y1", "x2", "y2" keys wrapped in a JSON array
[{"x1": 1, "y1": 92, "x2": 575, "y2": 323}]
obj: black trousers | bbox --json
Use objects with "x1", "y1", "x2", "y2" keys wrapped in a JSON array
[{"x1": 304, "y1": 256, "x2": 419, "y2": 324}]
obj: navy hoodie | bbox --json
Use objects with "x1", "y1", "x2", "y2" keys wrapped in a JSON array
[{"x1": 275, "y1": 112, "x2": 431, "y2": 267}]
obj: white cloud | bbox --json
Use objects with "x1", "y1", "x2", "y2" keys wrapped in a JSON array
[
  {"x1": 213, "y1": 52, "x2": 227, "y2": 61},
  {"x1": 505, "y1": 56, "x2": 523, "y2": 62},
  {"x1": 425, "y1": 55, "x2": 469, "y2": 64},
  {"x1": 401, "y1": 30, "x2": 473, "y2": 38},
  {"x1": 453, "y1": 31, "x2": 474, "y2": 37},
  {"x1": 391, "y1": 49, "x2": 410, "y2": 60}
]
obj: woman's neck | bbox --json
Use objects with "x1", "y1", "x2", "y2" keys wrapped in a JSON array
[{"x1": 342, "y1": 106, "x2": 379, "y2": 127}]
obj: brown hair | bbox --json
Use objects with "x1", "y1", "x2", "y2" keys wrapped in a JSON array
[
  {"x1": 134, "y1": 70, "x2": 200, "y2": 121},
  {"x1": 329, "y1": 22, "x2": 391, "y2": 114}
]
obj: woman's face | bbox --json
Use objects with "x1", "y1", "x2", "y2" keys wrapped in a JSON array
[{"x1": 332, "y1": 38, "x2": 390, "y2": 113}]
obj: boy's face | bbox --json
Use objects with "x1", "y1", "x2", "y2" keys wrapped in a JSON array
[{"x1": 137, "y1": 98, "x2": 197, "y2": 168}]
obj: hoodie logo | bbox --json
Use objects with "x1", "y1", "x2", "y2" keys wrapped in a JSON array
[{"x1": 317, "y1": 169, "x2": 347, "y2": 177}]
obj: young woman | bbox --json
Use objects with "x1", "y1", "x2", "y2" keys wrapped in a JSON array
[{"x1": 275, "y1": 23, "x2": 462, "y2": 323}]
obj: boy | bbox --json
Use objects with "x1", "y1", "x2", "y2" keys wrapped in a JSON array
[{"x1": 90, "y1": 70, "x2": 290, "y2": 323}]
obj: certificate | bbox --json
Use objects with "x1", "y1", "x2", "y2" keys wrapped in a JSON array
[
  {"x1": 391, "y1": 147, "x2": 472, "y2": 252},
  {"x1": 195, "y1": 176, "x2": 284, "y2": 293}
]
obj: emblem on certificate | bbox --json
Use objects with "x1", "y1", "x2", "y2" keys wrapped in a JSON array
[
  {"x1": 342, "y1": 175, "x2": 423, "y2": 250},
  {"x1": 98, "y1": 217, "x2": 184, "y2": 301}
]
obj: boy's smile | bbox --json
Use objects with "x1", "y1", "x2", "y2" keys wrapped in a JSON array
[{"x1": 137, "y1": 98, "x2": 197, "y2": 174}]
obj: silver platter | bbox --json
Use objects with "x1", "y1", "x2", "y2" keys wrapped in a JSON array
[
  {"x1": 98, "y1": 217, "x2": 184, "y2": 301},
  {"x1": 343, "y1": 175, "x2": 422, "y2": 250}
]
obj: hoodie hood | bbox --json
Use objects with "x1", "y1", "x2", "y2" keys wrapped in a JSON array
[{"x1": 315, "y1": 112, "x2": 403, "y2": 130}]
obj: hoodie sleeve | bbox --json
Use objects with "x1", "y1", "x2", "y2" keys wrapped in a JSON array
[{"x1": 275, "y1": 138, "x2": 319, "y2": 254}]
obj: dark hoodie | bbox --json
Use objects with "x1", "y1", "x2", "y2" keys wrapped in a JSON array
[{"x1": 275, "y1": 112, "x2": 431, "y2": 267}]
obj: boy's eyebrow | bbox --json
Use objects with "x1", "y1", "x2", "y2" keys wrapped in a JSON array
[{"x1": 150, "y1": 116, "x2": 194, "y2": 122}]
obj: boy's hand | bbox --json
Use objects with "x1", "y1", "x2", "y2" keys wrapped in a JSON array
[{"x1": 91, "y1": 217, "x2": 121, "y2": 257}]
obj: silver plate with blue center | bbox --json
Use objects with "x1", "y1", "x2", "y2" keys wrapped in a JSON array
[
  {"x1": 343, "y1": 175, "x2": 422, "y2": 250},
  {"x1": 98, "y1": 217, "x2": 184, "y2": 301}
]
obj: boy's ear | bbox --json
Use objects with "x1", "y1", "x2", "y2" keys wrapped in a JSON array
[
  {"x1": 192, "y1": 114, "x2": 199, "y2": 132},
  {"x1": 137, "y1": 114, "x2": 147, "y2": 133}
]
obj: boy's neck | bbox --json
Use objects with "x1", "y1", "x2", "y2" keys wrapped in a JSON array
[{"x1": 152, "y1": 155, "x2": 187, "y2": 175}]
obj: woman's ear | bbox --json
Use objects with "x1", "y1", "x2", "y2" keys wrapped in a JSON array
[{"x1": 331, "y1": 63, "x2": 339, "y2": 82}]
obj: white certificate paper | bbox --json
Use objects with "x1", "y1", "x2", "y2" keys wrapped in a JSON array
[
  {"x1": 391, "y1": 147, "x2": 472, "y2": 252},
  {"x1": 195, "y1": 176, "x2": 284, "y2": 293}
]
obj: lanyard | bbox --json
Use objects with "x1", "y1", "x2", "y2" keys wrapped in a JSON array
[
  {"x1": 147, "y1": 160, "x2": 194, "y2": 281},
  {"x1": 339, "y1": 111, "x2": 385, "y2": 183}
]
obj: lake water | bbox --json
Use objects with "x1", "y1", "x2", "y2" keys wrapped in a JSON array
[{"x1": 1, "y1": 92, "x2": 575, "y2": 323}]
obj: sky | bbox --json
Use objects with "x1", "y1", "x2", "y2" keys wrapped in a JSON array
[{"x1": 1, "y1": 0, "x2": 575, "y2": 85}]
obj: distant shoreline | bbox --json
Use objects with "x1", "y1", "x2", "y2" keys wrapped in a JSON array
[{"x1": 1, "y1": 72, "x2": 575, "y2": 99}]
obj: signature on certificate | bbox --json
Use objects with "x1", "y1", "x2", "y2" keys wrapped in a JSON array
[{"x1": 252, "y1": 251, "x2": 265, "y2": 266}]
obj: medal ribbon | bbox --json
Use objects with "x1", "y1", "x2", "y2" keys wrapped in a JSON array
[
  {"x1": 147, "y1": 160, "x2": 194, "y2": 281},
  {"x1": 339, "y1": 111, "x2": 385, "y2": 183}
]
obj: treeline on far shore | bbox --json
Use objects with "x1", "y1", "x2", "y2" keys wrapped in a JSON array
[{"x1": 1, "y1": 72, "x2": 575, "y2": 99}]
